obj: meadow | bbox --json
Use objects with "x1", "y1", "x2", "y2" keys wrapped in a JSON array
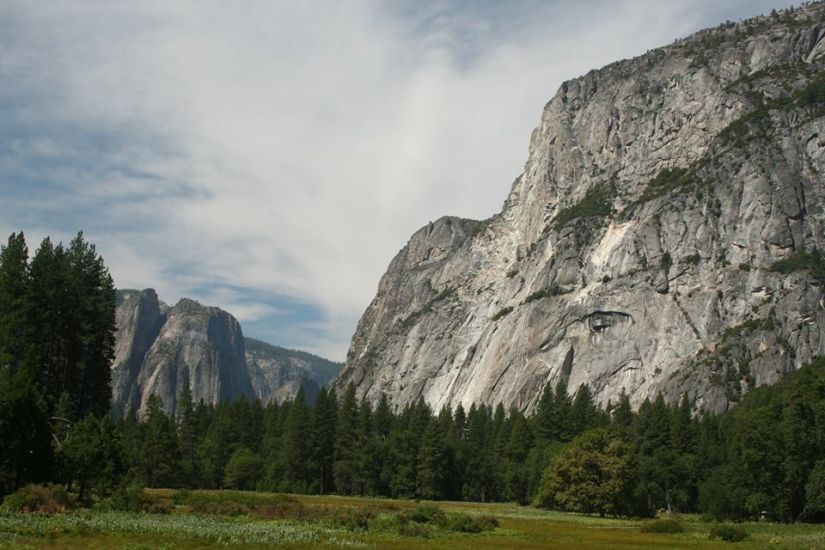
[{"x1": 1, "y1": 489, "x2": 825, "y2": 549}]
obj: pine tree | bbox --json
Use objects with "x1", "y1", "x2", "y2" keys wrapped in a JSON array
[
  {"x1": 570, "y1": 384, "x2": 600, "y2": 436},
  {"x1": 334, "y1": 384, "x2": 359, "y2": 495},
  {"x1": 64, "y1": 233, "x2": 116, "y2": 419},
  {"x1": 280, "y1": 388, "x2": 310, "y2": 492},
  {"x1": 370, "y1": 393, "x2": 393, "y2": 496},
  {"x1": 416, "y1": 415, "x2": 449, "y2": 499},
  {"x1": 670, "y1": 394, "x2": 695, "y2": 454},
  {"x1": 258, "y1": 402, "x2": 282, "y2": 490},
  {"x1": 553, "y1": 380, "x2": 573, "y2": 441},
  {"x1": 534, "y1": 382, "x2": 558, "y2": 443},
  {"x1": 779, "y1": 397, "x2": 817, "y2": 520},
  {"x1": 0, "y1": 233, "x2": 29, "y2": 372},
  {"x1": 463, "y1": 403, "x2": 494, "y2": 502},
  {"x1": 22, "y1": 234, "x2": 115, "y2": 420},
  {"x1": 223, "y1": 447, "x2": 263, "y2": 490},
  {"x1": 140, "y1": 395, "x2": 180, "y2": 487},
  {"x1": 176, "y1": 385, "x2": 199, "y2": 486},
  {"x1": 389, "y1": 404, "x2": 417, "y2": 499},
  {"x1": 611, "y1": 390, "x2": 634, "y2": 440},
  {"x1": 504, "y1": 412, "x2": 534, "y2": 504},
  {"x1": 0, "y1": 369, "x2": 53, "y2": 493},
  {"x1": 309, "y1": 388, "x2": 337, "y2": 494},
  {"x1": 61, "y1": 415, "x2": 119, "y2": 502},
  {"x1": 199, "y1": 402, "x2": 237, "y2": 488},
  {"x1": 355, "y1": 399, "x2": 373, "y2": 495}
]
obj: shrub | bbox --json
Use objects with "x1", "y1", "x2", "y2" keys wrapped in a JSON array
[
  {"x1": 770, "y1": 250, "x2": 825, "y2": 283},
  {"x1": 491, "y1": 306, "x2": 514, "y2": 321},
  {"x1": 333, "y1": 508, "x2": 377, "y2": 532},
  {"x1": 404, "y1": 505, "x2": 446, "y2": 525},
  {"x1": 444, "y1": 513, "x2": 499, "y2": 533},
  {"x1": 522, "y1": 285, "x2": 565, "y2": 304},
  {"x1": 798, "y1": 74, "x2": 825, "y2": 107},
  {"x1": 171, "y1": 490, "x2": 308, "y2": 519},
  {"x1": 397, "y1": 521, "x2": 432, "y2": 538},
  {"x1": 97, "y1": 482, "x2": 147, "y2": 513},
  {"x1": 638, "y1": 167, "x2": 700, "y2": 203},
  {"x1": 640, "y1": 518, "x2": 684, "y2": 533},
  {"x1": 661, "y1": 252, "x2": 673, "y2": 270},
  {"x1": 553, "y1": 183, "x2": 616, "y2": 229},
  {"x1": 709, "y1": 524, "x2": 748, "y2": 542},
  {"x1": 2, "y1": 484, "x2": 73, "y2": 514}
]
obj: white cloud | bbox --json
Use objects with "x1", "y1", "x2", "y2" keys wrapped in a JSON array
[{"x1": 1, "y1": 0, "x2": 798, "y2": 359}]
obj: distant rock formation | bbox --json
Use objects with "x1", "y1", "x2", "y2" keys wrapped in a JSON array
[
  {"x1": 245, "y1": 338, "x2": 341, "y2": 405},
  {"x1": 112, "y1": 289, "x2": 341, "y2": 417},
  {"x1": 336, "y1": 4, "x2": 825, "y2": 414}
]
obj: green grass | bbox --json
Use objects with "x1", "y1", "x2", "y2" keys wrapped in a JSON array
[{"x1": 2, "y1": 490, "x2": 825, "y2": 549}]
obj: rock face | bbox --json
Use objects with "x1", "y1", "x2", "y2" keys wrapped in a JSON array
[
  {"x1": 112, "y1": 289, "x2": 166, "y2": 416},
  {"x1": 245, "y1": 338, "x2": 342, "y2": 405},
  {"x1": 336, "y1": 5, "x2": 825, "y2": 414},
  {"x1": 112, "y1": 290, "x2": 342, "y2": 417}
]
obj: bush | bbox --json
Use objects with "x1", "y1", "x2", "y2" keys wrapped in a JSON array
[
  {"x1": 491, "y1": 306, "x2": 514, "y2": 321},
  {"x1": 404, "y1": 505, "x2": 446, "y2": 525},
  {"x1": 709, "y1": 524, "x2": 748, "y2": 542},
  {"x1": 640, "y1": 518, "x2": 684, "y2": 533},
  {"x1": 97, "y1": 482, "x2": 146, "y2": 513},
  {"x1": 638, "y1": 167, "x2": 700, "y2": 203},
  {"x1": 522, "y1": 285, "x2": 565, "y2": 305},
  {"x1": 171, "y1": 490, "x2": 307, "y2": 519},
  {"x1": 444, "y1": 513, "x2": 499, "y2": 533},
  {"x1": 553, "y1": 183, "x2": 615, "y2": 229},
  {"x1": 397, "y1": 520, "x2": 432, "y2": 538},
  {"x1": 333, "y1": 508, "x2": 377, "y2": 532},
  {"x1": 2, "y1": 484, "x2": 73, "y2": 513},
  {"x1": 770, "y1": 250, "x2": 825, "y2": 283}
]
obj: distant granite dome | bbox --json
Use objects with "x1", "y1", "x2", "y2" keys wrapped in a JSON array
[
  {"x1": 112, "y1": 289, "x2": 342, "y2": 417},
  {"x1": 336, "y1": 3, "x2": 825, "y2": 414}
]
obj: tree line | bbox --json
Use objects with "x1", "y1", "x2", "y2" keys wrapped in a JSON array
[
  {"x1": 0, "y1": 232, "x2": 115, "y2": 496},
  {"x1": 2, "y1": 231, "x2": 825, "y2": 523}
]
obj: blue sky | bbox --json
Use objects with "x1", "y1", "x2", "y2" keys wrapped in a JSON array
[{"x1": 0, "y1": 0, "x2": 799, "y2": 360}]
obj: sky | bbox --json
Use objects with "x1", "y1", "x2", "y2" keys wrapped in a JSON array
[{"x1": 0, "y1": 0, "x2": 800, "y2": 360}]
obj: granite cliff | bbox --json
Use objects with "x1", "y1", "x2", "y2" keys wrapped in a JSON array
[
  {"x1": 336, "y1": 4, "x2": 825, "y2": 414},
  {"x1": 246, "y1": 337, "x2": 342, "y2": 405},
  {"x1": 112, "y1": 289, "x2": 341, "y2": 416}
]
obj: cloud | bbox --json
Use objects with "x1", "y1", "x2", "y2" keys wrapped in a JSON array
[{"x1": 0, "y1": 0, "x2": 798, "y2": 359}]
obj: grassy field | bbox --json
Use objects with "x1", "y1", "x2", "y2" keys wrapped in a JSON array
[{"x1": 1, "y1": 489, "x2": 824, "y2": 549}]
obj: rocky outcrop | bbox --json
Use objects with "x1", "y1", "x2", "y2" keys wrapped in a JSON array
[
  {"x1": 112, "y1": 290, "x2": 342, "y2": 417},
  {"x1": 112, "y1": 289, "x2": 165, "y2": 415},
  {"x1": 112, "y1": 291, "x2": 255, "y2": 417},
  {"x1": 246, "y1": 337, "x2": 342, "y2": 405},
  {"x1": 336, "y1": 4, "x2": 825, "y2": 414}
]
